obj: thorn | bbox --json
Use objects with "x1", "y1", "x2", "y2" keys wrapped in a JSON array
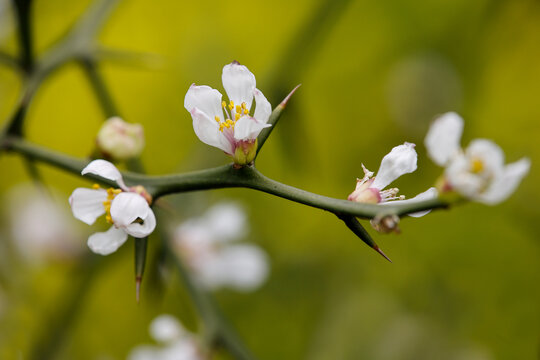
[
  {"x1": 135, "y1": 276, "x2": 142, "y2": 303},
  {"x1": 279, "y1": 84, "x2": 302, "y2": 108},
  {"x1": 373, "y1": 245, "x2": 392, "y2": 263}
]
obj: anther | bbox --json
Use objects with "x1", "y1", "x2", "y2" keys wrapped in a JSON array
[{"x1": 92, "y1": 184, "x2": 100, "y2": 190}]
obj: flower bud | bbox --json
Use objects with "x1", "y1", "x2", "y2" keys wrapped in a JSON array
[
  {"x1": 96, "y1": 117, "x2": 145, "y2": 161},
  {"x1": 232, "y1": 139, "x2": 258, "y2": 166}
]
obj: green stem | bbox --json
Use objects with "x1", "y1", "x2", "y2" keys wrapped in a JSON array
[
  {"x1": 80, "y1": 59, "x2": 119, "y2": 118},
  {"x1": 4, "y1": 137, "x2": 448, "y2": 219},
  {"x1": 13, "y1": 0, "x2": 34, "y2": 72},
  {"x1": 160, "y1": 226, "x2": 257, "y2": 360}
]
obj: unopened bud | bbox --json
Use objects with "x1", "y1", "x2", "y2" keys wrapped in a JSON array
[
  {"x1": 96, "y1": 117, "x2": 145, "y2": 161},
  {"x1": 370, "y1": 215, "x2": 400, "y2": 234},
  {"x1": 129, "y1": 185, "x2": 153, "y2": 205}
]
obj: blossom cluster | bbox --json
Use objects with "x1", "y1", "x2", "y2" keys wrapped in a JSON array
[
  {"x1": 347, "y1": 112, "x2": 529, "y2": 232},
  {"x1": 64, "y1": 62, "x2": 530, "y2": 254}
]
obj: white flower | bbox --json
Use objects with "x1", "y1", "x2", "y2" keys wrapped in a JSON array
[
  {"x1": 69, "y1": 160, "x2": 156, "y2": 255},
  {"x1": 128, "y1": 315, "x2": 202, "y2": 360},
  {"x1": 96, "y1": 116, "x2": 145, "y2": 161},
  {"x1": 173, "y1": 202, "x2": 269, "y2": 291},
  {"x1": 425, "y1": 112, "x2": 530, "y2": 204},
  {"x1": 348, "y1": 142, "x2": 438, "y2": 215},
  {"x1": 184, "y1": 61, "x2": 272, "y2": 165},
  {"x1": 7, "y1": 185, "x2": 83, "y2": 263}
]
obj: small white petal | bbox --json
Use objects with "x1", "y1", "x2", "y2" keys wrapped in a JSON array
[
  {"x1": 161, "y1": 340, "x2": 199, "y2": 360},
  {"x1": 204, "y1": 202, "x2": 247, "y2": 243},
  {"x1": 382, "y1": 187, "x2": 439, "y2": 217},
  {"x1": 184, "y1": 84, "x2": 224, "y2": 121},
  {"x1": 69, "y1": 188, "x2": 107, "y2": 225},
  {"x1": 128, "y1": 345, "x2": 160, "y2": 360},
  {"x1": 87, "y1": 226, "x2": 128, "y2": 255},
  {"x1": 124, "y1": 207, "x2": 156, "y2": 238},
  {"x1": 190, "y1": 108, "x2": 233, "y2": 154},
  {"x1": 372, "y1": 142, "x2": 418, "y2": 190},
  {"x1": 466, "y1": 139, "x2": 505, "y2": 174},
  {"x1": 150, "y1": 314, "x2": 185, "y2": 343},
  {"x1": 217, "y1": 245, "x2": 269, "y2": 291},
  {"x1": 253, "y1": 88, "x2": 272, "y2": 124},
  {"x1": 446, "y1": 154, "x2": 485, "y2": 198},
  {"x1": 110, "y1": 192, "x2": 150, "y2": 228},
  {"x1": 81, "y1": 159, "x2": 126, "y2": 189},
  {"x1": 478, "y1": 157, "x2": 531, "y2": 205},
  {"x1": 425, "y1": 112, "x2": 464, "y2": 166},
  {"x1": 222, "y1": 62, "x2": 256, "y2": 110},
  {"x1": 233, "y1": 116, "x2": 271, "y2": 141}
]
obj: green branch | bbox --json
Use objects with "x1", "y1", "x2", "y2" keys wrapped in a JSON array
[
  {"x1": 13, "y1": 0, "x2": 34, "y2": 72},
  {"x1": 4, "y1": 137, "x2": 448, "y2": 219}
]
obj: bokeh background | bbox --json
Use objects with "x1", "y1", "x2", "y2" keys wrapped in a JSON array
[{"x1": 0, "y1": 0, "x2": 539, "y2": 359}]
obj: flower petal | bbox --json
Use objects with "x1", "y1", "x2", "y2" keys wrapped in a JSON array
[
  {"x1": 478, "y1": 157, "x2": 530, "y2": 204},
  {"x1": 82, "y1": 159, "x2": 127, "y2": 190},
  {"x1": 222, "y1": 62, "x2": 256, "y2": 110},
  {"x1": 124, "y1": 207, "x2": 156, "y2": 238},
  {"x1": 184, "y1": 84, "x2": 224, "y2": 121},
  {"x1": 372, "y1": 142, "x2": 418, "y2": 190},
  {"x1": 425, "y1": 112, "x2": 464, "y2": 166},
  {"x1": 110, "y1": 192, "x2": 150, "y2": 227},
  {"x1": 382, "y1": 187, "x2": 439, "y2": 217},
  {"x1": 446, "y1": 153, "x2": 485, "y2": 198},
  {"x1": 149, "y1": 314, "x2": 185, "y2": 343},
  {"x1": 190, "y1": 108, "x2": 233, "y2": 154},
  {"x1": 465, "y1": 138, "x2": 505, "y2": 175},
  {"x1": 233, "y1": 116, "x2": 271, "y2": 141},
  {"x1": 128, "y1": 345, "x2": 160, "y2": 360},
  {"x1": 87, "y1": 226, "x2": 128, "y2": 255},
  {"x1": 216, "y1": 245, "x2": 269, "y2": 291},
  {"x1": 253, "y1": 88, "x2": 271, "y2": 123},
  {"x1": 69, "y1": 188, "x2": 107, "y2": 225},
  {"x1": 204, "y1": 202, "x2": 248, "y2": 243}
]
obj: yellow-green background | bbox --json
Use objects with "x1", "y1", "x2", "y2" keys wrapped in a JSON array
[{"x1": 0, "y1": 0, "x2": 539, "y2": 359}]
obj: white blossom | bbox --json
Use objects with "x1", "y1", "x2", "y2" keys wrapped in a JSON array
[
  {"x1": 425, "y1": 112, "x2": 530, "y2": 204},
  {"x1": 7, "y1": 185, "x2": 83, "y2": 263},
  {"x1": 348, "y1": 143, "x2": 438, "y2": 215},
  {"x1": 173, "y1": 202, "x2": 269, "y2": 291},
  {"x1": 128, "y1": 314, "x2": 202, "y2": 360},
  {"x1": 184, "y1": 61, "x2": 272, "y2": 165},
  {"x1": 69, "y1": 160, "x2": 155, "y2": 255}
]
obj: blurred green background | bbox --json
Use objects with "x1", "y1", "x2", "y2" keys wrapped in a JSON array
[{"x1": 0, "y1": 0, "x2": 539, "y2": 359}]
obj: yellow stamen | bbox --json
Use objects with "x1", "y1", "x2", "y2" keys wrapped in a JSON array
[
  {"x1": 215, "y1": 116, "x2": 220, "y2": 123},
  {"x1": 241, "y1": 102, "x2": 247, "y2": 109},
  {"x1": 244, "y1": 109, "x2": 249, "y2": 114},
  {"x1": 236, "y1": 105, "x2": 242, "y2": 113},
  {"x1": 92, "y1": 183, "x2": 100, "y2": 190},
  {"x1": 235, "y1": 113, "x2": 241, "y2": 120},
  {"x1": 471, "y1": 158, "x2": 484, "y2": 173},
  {"x1": 221, "y1": 101, "x2": 226, "y2": 108}
]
